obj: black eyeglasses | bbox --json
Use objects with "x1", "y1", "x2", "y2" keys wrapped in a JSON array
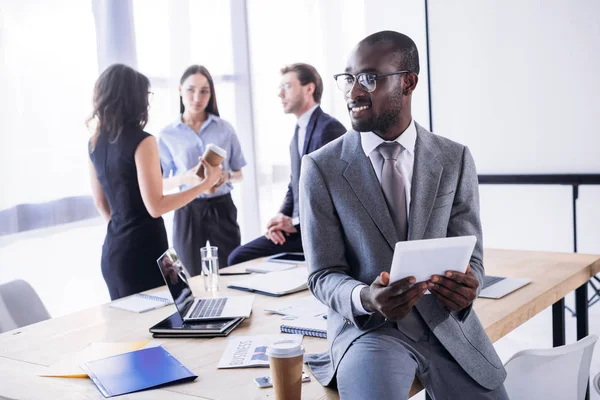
[{"x1": 333, "y1": 71, "x2": 411, "y2": 93}]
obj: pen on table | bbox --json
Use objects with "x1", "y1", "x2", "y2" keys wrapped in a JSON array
[{"x1": 220, "y1": 272, "x2": 252, "y2": 276}]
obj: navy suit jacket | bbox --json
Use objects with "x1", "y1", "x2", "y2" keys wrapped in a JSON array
[{"x1": 279, "y1": 106, "x2": 346, "y2": 220}]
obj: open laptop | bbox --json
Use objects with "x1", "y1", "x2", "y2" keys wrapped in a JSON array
[
  {"x1": 479, "y1": 275, "x2": 532, "y2": 299},
  {"x1": 157, "y1": 248, "x2": 253, "y2": 321}
]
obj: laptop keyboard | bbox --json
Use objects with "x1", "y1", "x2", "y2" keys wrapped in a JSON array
[
  {"x1": 189, "y1": 298, "x2": 227, "y2": 319},
  {"x1": 483, "y1": 275, "x2": 505, "y2": 289}
]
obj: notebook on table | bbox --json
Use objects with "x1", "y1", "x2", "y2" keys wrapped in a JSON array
[
  {"x1": 245, "y1": 262, "x2": 297, "y2": 274},
  {"x1": 280, "y1": 317, "x2": 327, "y2": 339},
  {"x1": 80, "y1": 346, "x2": 196, "y2": 398},
  {"x1": 227, "y1": 267, "x2": 308, "y2": 297},
  {"x1": 109, "y1": 289, "x2": 173, "y2": 313},
  {"x1": 149, "y1": 312, "x2": 243, "y2": 338}
]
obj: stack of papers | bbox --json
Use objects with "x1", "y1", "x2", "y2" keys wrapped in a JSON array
[{"x1": 264, "y1": 295, "x2": 327, "y2": 318}]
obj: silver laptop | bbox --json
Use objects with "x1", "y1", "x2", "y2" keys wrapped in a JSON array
[
  {"x1": 479, "y1": 275, "x2": 532, "y2": 299},
  {"x1": 157, "y1": 248, "x2": 253, "y2": 321}
]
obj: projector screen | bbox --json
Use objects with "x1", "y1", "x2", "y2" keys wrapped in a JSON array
[{"x1": 428, "y1": 0, "x2": 600, "y2": 174}]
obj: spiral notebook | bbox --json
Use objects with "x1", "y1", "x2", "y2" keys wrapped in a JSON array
[
  {"x1": 109, "y1": 290, "x2": 173, "y2": 313},
  {"x1": 280, "y1": 317, "x2": 327, "y2": 339}
]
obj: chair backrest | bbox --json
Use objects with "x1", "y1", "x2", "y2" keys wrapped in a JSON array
[
  {"x1": 0, "y1": 279, "x2": 51, "y2": 333},
  {"x1": 504, "y1": 334, "x2": 598, "y2": 400}
]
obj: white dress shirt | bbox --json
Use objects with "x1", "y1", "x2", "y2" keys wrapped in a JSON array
[{"x1": 351, "y1": 120, "x2": 417, "y2": 315}]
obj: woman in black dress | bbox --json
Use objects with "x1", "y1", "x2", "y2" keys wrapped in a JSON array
[{"x1": 87, "y1": 64, "x2": 221, "y2": 300}]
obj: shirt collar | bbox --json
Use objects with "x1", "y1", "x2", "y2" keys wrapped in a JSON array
[
  {"x1": 172, "y1": 113, "x2": 217, "y2": 130},
  {"x1": 297, "y1": 104, "x2": 319, "y2": 129},
  {"x1": 360, "y1": 120, "x2": 417, "y2": 156}
]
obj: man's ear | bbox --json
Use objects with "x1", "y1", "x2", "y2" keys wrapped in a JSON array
[
  {"x1": 403, "y1": 73, "x2": 419, "y2": 96},
  {"x1": 305, "y1": 82, "x2": 315, "y2": 98}
]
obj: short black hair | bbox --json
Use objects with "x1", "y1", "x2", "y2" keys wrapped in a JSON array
[
  {"x1": 280, "y1": 63, "x2": 323, "y2": 103},
  {"x1": 361, "y1": 30, "x2": 420, "y2": 75}
]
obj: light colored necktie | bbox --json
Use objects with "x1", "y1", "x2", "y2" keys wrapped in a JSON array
[{"x1": 377, "y1": 142, "x2": 408, "y2": 241}]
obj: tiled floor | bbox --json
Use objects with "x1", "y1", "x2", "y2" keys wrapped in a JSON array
[{"x1": 1, "y1": 220, "x2": 599, "y2": 398}]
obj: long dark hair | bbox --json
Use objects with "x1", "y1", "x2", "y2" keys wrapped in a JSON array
[
  {"x1": 88, "y1": 64, "x2": 150, "y2": 150},
  {"x1": 179, "y1": 65, "x2": 220, "y2": 116}
]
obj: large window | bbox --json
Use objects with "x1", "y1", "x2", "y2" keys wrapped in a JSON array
[
  {"x1": 0, "y1": 0, "x2": 104, "y2": 317},
  {"x1": 0, "y1": 0, "x2": 98, "y2": 210},
  {"x1": 132, "y1": 0, "x2": 248, "y2": 241},
  {"x1": 246, "y1": 0, "x2": 363, "y2": 228}
]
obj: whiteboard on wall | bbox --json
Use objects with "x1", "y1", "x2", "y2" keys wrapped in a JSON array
[{"x1": 427, "y1": 0, "x2": 600, "y2": 174}]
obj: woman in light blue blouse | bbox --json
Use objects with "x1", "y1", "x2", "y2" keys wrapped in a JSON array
[{"x1": 158, "y1": 65, "x2": 246, "y2": 275}]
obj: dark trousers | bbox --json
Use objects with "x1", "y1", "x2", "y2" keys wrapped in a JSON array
[
  {"x1": 227, "y1": 227, "x2": 303, "y2": 266},
  {"x1": 173, "y1": 193, "x2": 241, "y2": 276}
]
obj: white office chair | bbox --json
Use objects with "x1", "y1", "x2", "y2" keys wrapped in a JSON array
[
  {"x1": 0, "y1": 279, "x2": 51, "y2": 333},
  {"x1": 503, "y1": 334, "x2": 598, "y2": 400},
  {"x1": 594, "y1": 372, "x2": 600, "y2": 395}
]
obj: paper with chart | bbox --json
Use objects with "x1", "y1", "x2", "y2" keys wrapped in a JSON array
[{"x1": 217, "y1": 334, "x2": 302, "y2": 369}]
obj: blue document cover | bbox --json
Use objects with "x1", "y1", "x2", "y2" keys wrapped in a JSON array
[{"x1": 81, "y1": 346, "x2": 197, "y2": 397}]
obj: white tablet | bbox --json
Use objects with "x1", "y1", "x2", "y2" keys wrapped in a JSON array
[{"x1": 389, "y1": 236, "x2": 477, "y2": 285}]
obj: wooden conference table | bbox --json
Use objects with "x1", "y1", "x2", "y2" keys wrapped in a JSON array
[{"x1": 0, "y1": 249, "x2": 598, "y2": 399}]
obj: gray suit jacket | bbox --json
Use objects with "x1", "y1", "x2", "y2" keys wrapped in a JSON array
[{"x1": 299, "y1": 123, "x2": 506, "y2": 390}]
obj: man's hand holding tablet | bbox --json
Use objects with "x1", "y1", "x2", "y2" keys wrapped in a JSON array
[
  {"x1": 428, "y1": 264, "x2": 479, "y2": 311},
  {"x1": 359, "y1": 271, "x2": 428, "y2": 321},
  {"x1": 386, "y1": 236, "x2": 478, "y2": 313}
]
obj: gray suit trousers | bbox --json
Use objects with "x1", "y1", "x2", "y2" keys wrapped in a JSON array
[{"x1": 336, "y1": 323, "x2": 509, "y2": 400}]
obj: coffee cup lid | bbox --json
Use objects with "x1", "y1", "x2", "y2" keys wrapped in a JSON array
[
  {"x1": 266, "y1": 340, "x2": 304, "y2": 358},
  {"x1": 206, "y1": 143, "x2": 227, "y2": 158}
]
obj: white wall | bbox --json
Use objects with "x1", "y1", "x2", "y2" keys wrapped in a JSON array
[
  {"x1": 428, "y1": 0, "x2": 600, "y2": 175},
  {"x1": 428, "y1": 0, "x2": 600, "y2": 253},
  {"x1": 364, "y1": 0, "x2": 430, "y2": 129}
]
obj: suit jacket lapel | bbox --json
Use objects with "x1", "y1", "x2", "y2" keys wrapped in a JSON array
[
  {"x1": 342, "y1": 131, "x2": 398, "y2": 250},
  {"x1": 301, "y1": 106, "x2": 322, "y2": 155},
  {"x1": 408, "y1": 124, "x2": 443, "y2": 240}
]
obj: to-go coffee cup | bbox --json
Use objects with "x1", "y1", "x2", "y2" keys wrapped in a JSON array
[
  {"x1": 196, "y1": 144, "x2": 226, "y2": 193},
  {"x1": 266, "y1": 340, "x2": 305, "y2": 400}
]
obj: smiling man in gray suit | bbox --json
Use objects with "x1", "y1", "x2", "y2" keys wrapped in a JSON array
[{"x1": 299, "y1": 31, "x2": 509, "y2": 399}]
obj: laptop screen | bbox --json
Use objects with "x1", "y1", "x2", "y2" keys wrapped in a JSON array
[{"x1": 157, "y1": 248, "x2": 194, "y2": 317}]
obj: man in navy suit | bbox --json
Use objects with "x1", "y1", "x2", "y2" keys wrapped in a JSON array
[{"x1": 228, "y1": 63, "x2": 346, "y2": 265}]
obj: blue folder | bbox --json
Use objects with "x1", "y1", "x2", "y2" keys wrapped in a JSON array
[{"x1": 81, "y1": 346, "x2": 197, "y2": 398}]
